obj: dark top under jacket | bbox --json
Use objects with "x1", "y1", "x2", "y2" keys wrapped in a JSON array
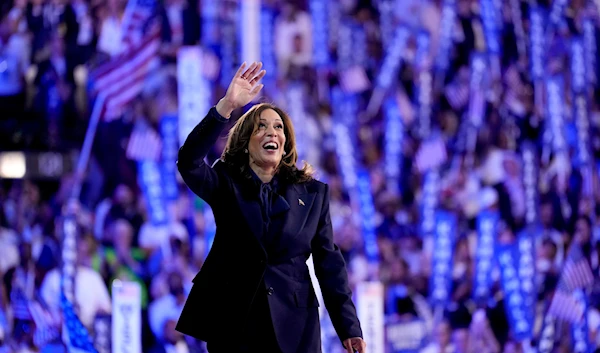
[{"x1": 175, "y1": 107, "x2": 362, "y2": 353}]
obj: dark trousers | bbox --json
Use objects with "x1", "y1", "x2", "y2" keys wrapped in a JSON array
[{"x1": 207, "y1": 286, "x2": 282, "y2": 353}]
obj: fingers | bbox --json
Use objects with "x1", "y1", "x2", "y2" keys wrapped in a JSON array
[
  {"x1": 343, "y1": 339, "x2": 353, "y2": 353},
  {"x1": 249, "y1": 84, "x2": 264, "y2": 99},
  {"x1": 249, "y1": 69, "x2": 267, "y2": 86},
  {"x1": 357, "y1": 339, "x2": 367, "y2": 353},
  {"x1": 234, "y1": 62, "x2": 247, "y2": 78},
  {"x1": 246, "y1": 61, "x2": 263, "y2": 79},
  {"x1": 241, "y1": 61, "x2": 259, "y2": 79}
]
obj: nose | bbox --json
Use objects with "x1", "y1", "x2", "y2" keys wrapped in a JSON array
[{"x1": 266, "y1": 125, "x2": 276, "y2": 136}]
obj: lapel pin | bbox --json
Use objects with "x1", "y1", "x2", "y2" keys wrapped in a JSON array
[{"x1": 299, "y1": 199, "x2": 305, "y2": 206}]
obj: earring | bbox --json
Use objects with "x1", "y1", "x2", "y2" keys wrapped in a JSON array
[
  {"x1": 244, "y1": 148, "x2": 248, "y2": 153},
  {"x1": 283, "y1": 150, "x2": 287, "y2": 156}
]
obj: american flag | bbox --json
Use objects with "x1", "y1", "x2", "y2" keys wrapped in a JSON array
[
  {"x1": 88, "y1": 0, "x2": 160, "y2": 121},
  {"x1": 339, "y1": 66, "x2": 371, "y2": 94},
  {"x1": 29, "y1": 297, "x2": 61, "y2": 347},
  {"x1": 120, "y1": 0, "x2": 159, "y2": 52},
  {"x1": 547, "y1": 245, "x2": 594, "y2": 323},
  {"x1": 126, "y1": 125, "x2": 162, "y2": 161},
  {"x1": 444, "y1": 81, "x2": 469, "y2": 111},
  {"x1": 415, "y1": 136, "x2": 448, "y2": 174},
  {"x1": 561, "y1": 245, "x2": 594, "y2": 292}
]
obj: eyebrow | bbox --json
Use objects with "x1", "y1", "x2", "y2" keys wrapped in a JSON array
[{"x1": 258, "y1": 118, "x2": 284, "y2": 123}]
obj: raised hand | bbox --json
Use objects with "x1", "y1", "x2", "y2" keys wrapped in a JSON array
[{"x1": 216, "y1": 62, "x2": 266, "y2": 118}]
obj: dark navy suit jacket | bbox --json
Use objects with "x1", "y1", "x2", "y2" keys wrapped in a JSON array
[{"x1": 175, "y1": 108, "x2": 362, "y2": 353}]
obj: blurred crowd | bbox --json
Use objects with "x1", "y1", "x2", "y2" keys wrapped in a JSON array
[{"x1": 1, "y1": 0, "x2": 600, "y2": 352}]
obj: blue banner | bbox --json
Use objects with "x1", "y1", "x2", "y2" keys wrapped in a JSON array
[
  {"x1": 571, "y1": 37, "x2": 592, "y2": 168},
  {"x1": 572, "y1": 290, "x2": 592, "y2": 353},
  {"x1": 473, "y1": 211, "x2": 498, "y2": 303},
  {"x1": 160, "y1": 115, "x2": 179, "y2": 201},
  {"x1": 497, "y1": 243, "x2": 532, "y2": 340},
  {"x1": 386, "y1": 318, "x2": 426, "y2": 353},
  {"x1": 420, "y1": 170, "x2": 440, "y2": 237},
  {"x1": 480, "y1": 0, "x2": 500, "y2": 54},
  {"x1": 583, "y1": 19, "x2": 597, "y2": 88},
  {"x1": 538, "y1": 314, "x2": 556, "y2": 353},
  {"x1": 357, "y1": 170, "x2": 379, "y2": 264},
  {"x1": 384, "y1": 98, "x2": 404, "y2": 195},
  {"x1": 420, "y1": 170, "x2": 440, "y2": 236},
  {"x1": 545, "y1": 76, "x2": 567, "y2": 154},
  {"x1": 377, "y1": 0, "x2": 396, "y2": 48},
  {"x1": 549, "y1": 0, "x2": 568, "y2": 27},
  {"x1": 434, "y1": 0, "x2": 456, "y2": 73},
  {"x1": 430, "y1": 211, "x2": 456, "y2": 308},
  {"x1": 468, "y1": 52, "x2": 487, "y2": 127},
  {"x1": 331, "y1": 87, "x2": 359, "y2": 197},
  {"x1": 521, "y1": 142, "x2": 539, "y2": 226},
  {"x1": 571, "y1": 37, "x2": 586, "y2": 95},
  {"x1": 529, "y1": 7, "x2": 546, "y2": 81},
  {"x1": 138, "y1": 160, "x2": 168, "y2": 225},
  {"x1": 414, "y1": 30, "x2": 432, "y2": 138},
  {"x1": 309, "y1": 0, "x2": 329, "y2": 68},
  {"x1": 260, "y1": 6, "x2": 276, "y2": 82},
  {"x1": 337, "y1": 21, "x2": 354, "y2": 71},
  {"x1": 516, "y1": 230, "x2": 536, "y2": 328},
  {"x1": 219, "y1": 9, "x2": 238, "y2": 89},
  {"x1": 376, "y1": 26, "x2": 410, "y2": 91}
]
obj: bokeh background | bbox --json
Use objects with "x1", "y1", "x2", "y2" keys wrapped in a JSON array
[{"x1": 0, "y1": 0, "x2": 599, "y2": 352}]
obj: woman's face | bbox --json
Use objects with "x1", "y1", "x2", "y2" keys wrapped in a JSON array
[{"x1": 248, "y1": 109, "x2": 287, "y2": 170}]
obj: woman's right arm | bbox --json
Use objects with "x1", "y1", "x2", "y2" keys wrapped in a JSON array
[
  {"x1": 177, "y1": 62, "x2": 266, "y2": 204},
  {"x1": 177, "y1": 105, "x2": 231, "y2": 205}
]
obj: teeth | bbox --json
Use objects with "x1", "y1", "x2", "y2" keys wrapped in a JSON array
[{"x1": 263, "y1": 142, "x2": 278, "y2": 149}]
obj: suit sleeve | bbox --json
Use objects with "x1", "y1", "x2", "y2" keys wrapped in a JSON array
[
  {"x1": 311, "y1": 184, "x2": 363, "y2": 341},
  {"x1": 177, "y1": 107, "x2": 229, "y2": 205}
]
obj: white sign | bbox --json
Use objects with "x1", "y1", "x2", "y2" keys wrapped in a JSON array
[
  {"x1": 177, "y1": 46, "x2": 210, "y2": 146},
  {"x1": 112, "y1": 280, "x2": 142, "y2": 353},
  {"x1": 357, "y1": 282, "x2": 385, "y2": 353}
]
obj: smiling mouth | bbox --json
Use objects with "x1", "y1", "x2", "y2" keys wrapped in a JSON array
[{"x1": 263, "y1": 142, "x2": 279, "y2": 150}]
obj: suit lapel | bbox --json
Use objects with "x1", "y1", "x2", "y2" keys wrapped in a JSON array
[{"x1": 281, "y1": 184, "x2": 316, "y2": 243}]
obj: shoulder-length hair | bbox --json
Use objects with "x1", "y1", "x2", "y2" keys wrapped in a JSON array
[{"x1": 221, "y1": 103, "x2": 314, "y2": 184}]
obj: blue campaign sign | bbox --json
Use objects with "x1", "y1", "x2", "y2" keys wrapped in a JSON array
[
  {"x1": 414, "y1": 30, "x2": 433, "y2": 138},
  {"x1": 468, "y1": 52, "x2": 488, "y2": 127},
  {"x1": 516, "y1": 230, "x2": 536, "y2": 327},
  {"x1": 357, "y1": 170, "x2": 379, "y2": 264},
  {"x1": 435, "y1": 0, "x2": 456, "y2": 73},
  {"x1": 572, "y1": 290, "x2": 592, "y2": 353},
  {"x1": 260, "y1": 6, "x2": 277, "y2": 81},
  {"x1": 386, "y1": 317, "x2": 426, "y2": 353},
  {"x1": 545, "y1": 76, "x2": 567, "y2": 154},
  {"x1": 473, "y1": 211, "x2": 498, "y2": 303},
  {"x1": 384, "y1": 98, "x2": 403, "y2": 195},
  {"x1": 331, "y1": 87, "x2": 359, "y2": 196},
  {"x1": 583, "y1": 19, "x2": 597, "y2": 87},
  {"x1": 570, "y1": 37, "x2": 586, "y2": 95},
  {"x1": 160, "y1": 115, "x2": 179, "y2": 201},
  {"x1": 430, "y1": 211, "x2": 456, "y2": 308},
  {"x1": 420, "y1": 170, "x2": 440, "y2": 237},
  {"x1": 529, "y1": 7, "x2": 546, "y2": 81},
  {"x1": 497, "y1": 243, "x2": 532, "y2": 340},
  {"x1": 309, "y1": 0, "x2": 329, "y2": 68},
  {"x1": 480, "y1": 0, "x2": 500, "y2": 54},
  {"x1": 138, "y1": 160, "x2": 168, "y2": 225},
  {"x1": 521, "y1": 142, "x2": 539, "y2": 226},
  {"x1": 376, "y1": 26, "x2": 410, "y2": 90}
]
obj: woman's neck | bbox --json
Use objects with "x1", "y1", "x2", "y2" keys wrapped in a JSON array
[{"x1": 250, "y1": 164, "x2": 276, "y2": 183}]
